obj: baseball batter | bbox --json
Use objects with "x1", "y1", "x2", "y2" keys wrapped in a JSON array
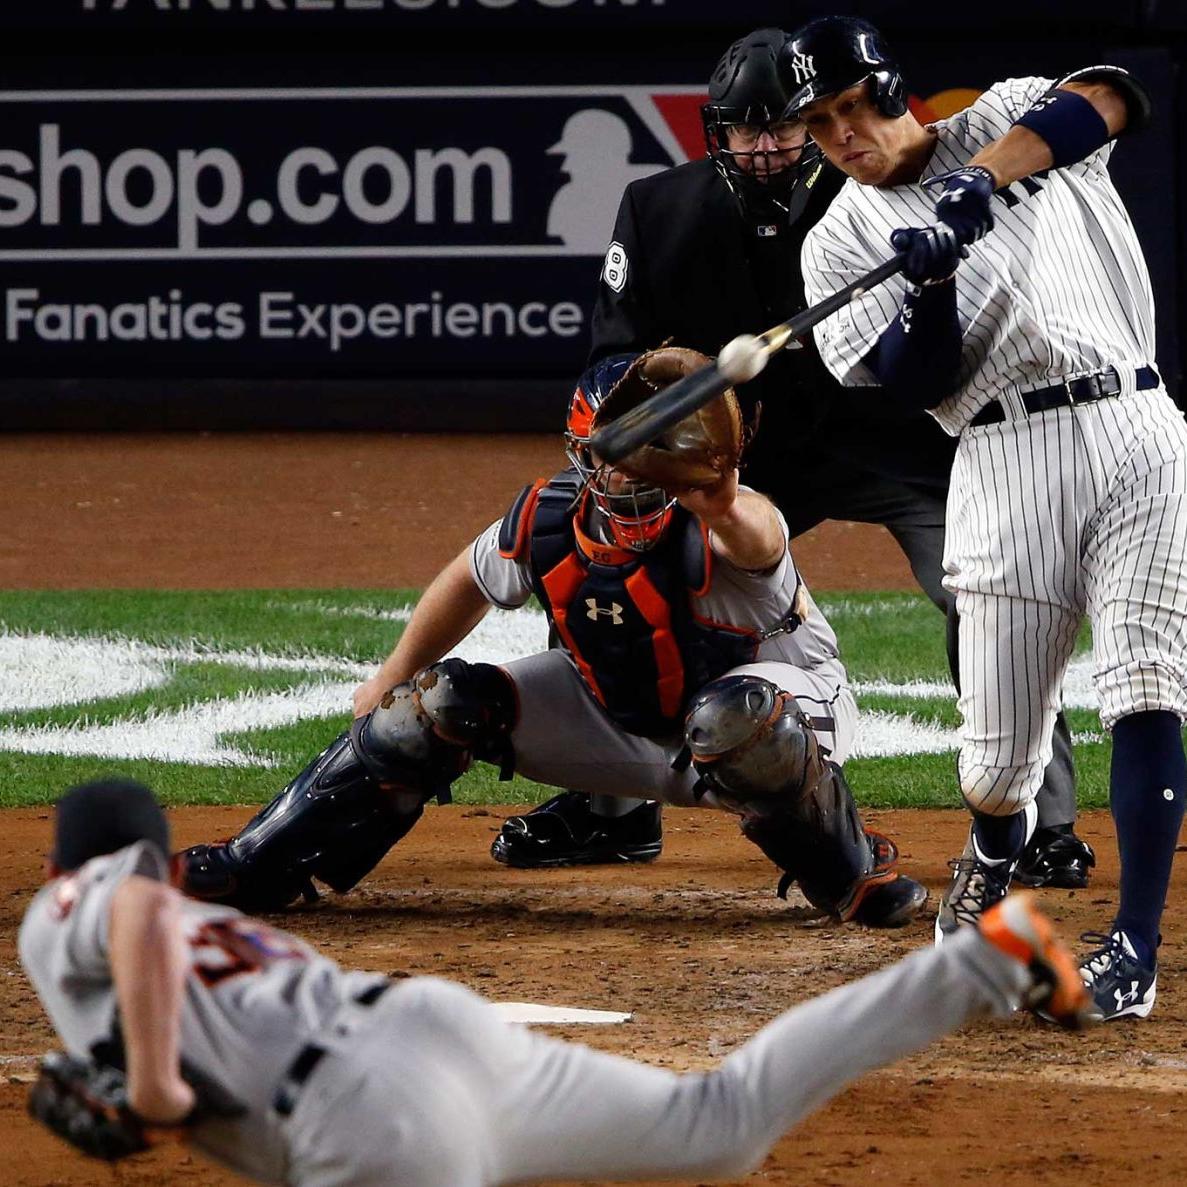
[
  {"x1": 791, "y1": 16, "x2": 1187, "y2": 1019},
  {"x1": 22, "y1": 778, "x2": 1090, "y2": 1185},
  {"x1": 180, "y1": 349, "x2": 926, "y2": 929}
]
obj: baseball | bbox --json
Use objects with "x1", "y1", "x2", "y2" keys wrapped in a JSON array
[{"x1": 716, "y1": 334, "x2": 769, "y2": 384}]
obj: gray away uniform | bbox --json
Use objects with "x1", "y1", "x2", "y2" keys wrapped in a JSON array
[
  {"x1": 470, "y1": 499, "x2": 857, "y2": 806},
  {"x1": 21, "y1": 840, "x2": 1032, "y2": 1187}
]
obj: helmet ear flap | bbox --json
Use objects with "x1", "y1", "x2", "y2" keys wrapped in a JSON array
[{"x1": 871, "y1": 69, "x2": 908, "y2": 118}]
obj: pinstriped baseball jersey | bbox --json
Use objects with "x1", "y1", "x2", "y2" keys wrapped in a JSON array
[
  {"x1": 802, "y1": 76, "x2": 1156, "y2": 435},
  {"x1": 800, "y1": 71, "x2": 1187, "y2": 815}
]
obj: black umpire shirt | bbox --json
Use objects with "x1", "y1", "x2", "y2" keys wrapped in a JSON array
[{"x1": 588, "y1": 157, "x2": 957, "y2": 508}]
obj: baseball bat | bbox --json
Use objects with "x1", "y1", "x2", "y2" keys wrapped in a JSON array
[{"x1": 590, "y1": 252, "x2": 906, "y2": 465}]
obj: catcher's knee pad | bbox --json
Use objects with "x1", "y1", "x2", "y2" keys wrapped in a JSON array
[
  {"x1": 682, "y1": 674, "x2": 827, "y2": 808},
  {"x1": 359, "y1": 658, "x2": 519, "y2": 795}
]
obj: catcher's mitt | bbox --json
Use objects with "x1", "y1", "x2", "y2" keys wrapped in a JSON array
[
  {"x1": 29, "y1": 1043, "x2": 246, "y2": 1162},
  {"x1": 590, "y1": 345, "x2": 744, "y2": 494}
]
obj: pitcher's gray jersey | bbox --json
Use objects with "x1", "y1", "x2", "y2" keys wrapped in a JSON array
[
  {"x1": 20, "y1": 842, "x2": 1043, "y2": 1187},
  {"x1": 802, "y1": 76, "x2": 1156, "y2": 436},
  {"x1": 19, "y1": 841, "x2": 384, "y2": 1183}
]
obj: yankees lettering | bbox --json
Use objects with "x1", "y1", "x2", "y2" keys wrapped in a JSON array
[{"x1": 794, "y1": 16, "x2": 1186, "y2": 1021}]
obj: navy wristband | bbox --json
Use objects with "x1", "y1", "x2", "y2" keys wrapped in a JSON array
[{"x1": 1016, "y1": 88, "x2": 1110, "y2": 168}]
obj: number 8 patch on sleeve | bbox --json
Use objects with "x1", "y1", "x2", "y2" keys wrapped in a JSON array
[{"x1": 602, "y1": 241, "x2": 629, "y2": 293}]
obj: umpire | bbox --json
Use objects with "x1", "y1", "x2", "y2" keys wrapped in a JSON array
[{"x1": 492, "y1": 26, "x2": 1091, "y2": 888}]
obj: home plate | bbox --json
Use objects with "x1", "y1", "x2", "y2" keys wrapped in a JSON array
[{"x1": 493, "y1": 1003, "x2": 632, "y2": 1025}]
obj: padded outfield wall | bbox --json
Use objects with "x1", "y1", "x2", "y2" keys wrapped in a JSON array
[{"x1": 0, "y1": 1, "x2": 1181, "y2": 429}]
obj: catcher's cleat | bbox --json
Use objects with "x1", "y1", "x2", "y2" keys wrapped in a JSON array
[
  {"x1": 979, "y1": 893, "x2": 1093, "y2": 1028},
  {"x1": 491, "y1": 792, "x2": 662, "y2": 868},
  {"x1": 1013, "y1": 825, "x2": 1096, "y2": 889},
  {"x1": 935, "y1": 832, "x2": 1014, "y2": 945},
  {"x1": 834, "y1": 831, "x2": 927, "y2": 928},
  {"x1": 850, "y1": 874, "x2": 928, "y2": 927},
  {"x1": 1077, "y1": 930, "x2": 1157, "y2": 1022},
  {"x1": 178, "y1": 842, "x2": 316, "y2": 911}
]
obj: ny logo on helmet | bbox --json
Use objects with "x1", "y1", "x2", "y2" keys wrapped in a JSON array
[
  {"x1": 585, "y1": 598, "x2": 625, "y2": 625},
  {"x1": 787, "y1": 52, "x2": 816, "y2": 86}
]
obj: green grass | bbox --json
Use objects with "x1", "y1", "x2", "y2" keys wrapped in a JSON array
[{"x1": 0, "y1": 589, "x2": 1149, "y2": 812}]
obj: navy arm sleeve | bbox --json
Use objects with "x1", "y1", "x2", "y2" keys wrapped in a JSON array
[{"x1": 862, "y1": 280, "x2": 963, "y2": 411}]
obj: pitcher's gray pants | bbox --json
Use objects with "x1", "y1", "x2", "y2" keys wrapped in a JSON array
[{"x1": 279, "y1": 927, "x2": 1026, "y2": 1186}]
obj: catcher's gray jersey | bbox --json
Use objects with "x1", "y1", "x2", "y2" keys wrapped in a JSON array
[
  {"x1": 469, "y1": 497, "x2": 857, "y2": 797},
  {"x1": 471, "y1": 496, "x2": 845, "y2": 683},
  {"x1": 20, "y1": 841, "x2": 1036, "y2": 1187}
]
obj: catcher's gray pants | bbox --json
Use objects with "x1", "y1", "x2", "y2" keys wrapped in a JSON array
[
  {"x1": 279, "y1": 927, "x2": 1026, "y2": 1186},
  {"x1": 499, "y1": 651, "x2": 856, "y2": 806}
]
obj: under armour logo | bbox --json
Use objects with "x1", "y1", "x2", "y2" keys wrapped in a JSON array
[
  {"x1": 585, "y1": 598, "x2": 624, "y2": 624},
  {"x1": 788, "y1": 51, "x2": 815, "y2": 85},
  {"x1": 1114, "y1": 981, "x2": 1141, "y2": 1010}
]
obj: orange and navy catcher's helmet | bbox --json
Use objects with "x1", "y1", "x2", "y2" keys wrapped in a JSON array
[{"x1": 564, "y1": 354, "x2": 676, "y2": 553}]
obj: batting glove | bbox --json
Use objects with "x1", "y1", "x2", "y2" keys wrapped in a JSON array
[
  {"x1": 890, "y1": 225, "x2": 968, "y2": 286},
  {"x1": 923, "y1": 165, "x2": 996, "y2": 245}
]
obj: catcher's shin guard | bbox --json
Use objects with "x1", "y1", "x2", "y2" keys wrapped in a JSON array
[
  {"x1": 739, "y1": 765, "x2": 923, "y2": 926},
  {"x1": 181, "y1": 729, "x2": 425, "y2": 911},
  {"x1": 180, "y1": 659, "x2": 517, "y2": 909},
  {"x1": 684, "y1": 674, "x2": 924, "y2": 926}
]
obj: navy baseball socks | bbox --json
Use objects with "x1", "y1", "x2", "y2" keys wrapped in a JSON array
[{"x1": 1081, "y1": 710, "x2": 1187, "y2": 1020}]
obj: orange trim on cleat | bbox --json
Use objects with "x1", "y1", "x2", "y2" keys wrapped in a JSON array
[{"x1": 980, "y1": 892, "x2": 1093, "y2": 1029}]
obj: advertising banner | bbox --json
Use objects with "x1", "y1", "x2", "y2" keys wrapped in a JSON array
[{"x1": 0, "y1": 86, "x2": 709, "y2": 385}]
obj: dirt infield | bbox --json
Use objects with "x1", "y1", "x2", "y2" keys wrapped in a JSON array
[
  {"x1": 3, "y1": 433, "x2": 1186, "y2": 1186},
  {"x1": 2, "y1": 807, "x2": 1186, "y2": 1187},
  {"x1": 0, "y1": 432, "x2": 914, "y2": 589}
]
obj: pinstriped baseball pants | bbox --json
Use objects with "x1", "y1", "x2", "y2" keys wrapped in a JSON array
[{"x1": 943, "y1": 386, "x2": 1187, "y2": 815}]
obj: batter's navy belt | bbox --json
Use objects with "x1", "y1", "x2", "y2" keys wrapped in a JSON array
[
  {"x1": 273, "y1": 980, "x2": 391, "y2": 1117},
  {"x1": 967, "y1": 365, "x2": 1160, "y2": 428}
]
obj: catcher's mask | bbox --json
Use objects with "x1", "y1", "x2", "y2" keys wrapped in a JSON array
[
  {"x1": 701, "y1": 28, "x2": 824, "y2": 225},
  {"x1": 565, "y1": 354, "x2": 676, "y2": 553}
]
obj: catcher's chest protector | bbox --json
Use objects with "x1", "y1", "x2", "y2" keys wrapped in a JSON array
[{"x1": 513, "y1": 472, "x2": 761, "y2": 737}]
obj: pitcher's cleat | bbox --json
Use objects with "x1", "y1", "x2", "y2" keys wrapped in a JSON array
[{"x1": 979, "y1": 892, "x2": 1093, "y2": 1029}]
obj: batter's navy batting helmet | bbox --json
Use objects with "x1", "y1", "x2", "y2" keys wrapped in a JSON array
[
  {"x1": 780, "y1": 16, "x2": 907, "y2": 120},
  {"x1": 701, "y1": 28, "x2": 824, "y2": 224}
]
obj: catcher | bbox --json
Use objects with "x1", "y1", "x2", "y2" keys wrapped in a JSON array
[
  {"x1": 179, "y1": 347, "x2": 926, "y2": 928},
  {"x1": 24, "y1": 780, "x2": 1089, "y2": 1185}
]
